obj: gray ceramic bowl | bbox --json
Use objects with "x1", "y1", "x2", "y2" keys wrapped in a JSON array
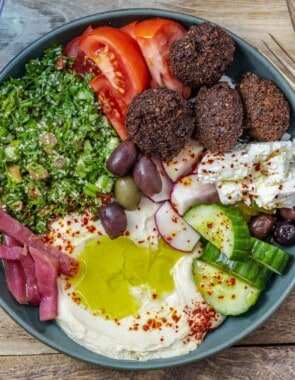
[{"x1": 0, "y1": 8, "x2": 294, "y2": 370}]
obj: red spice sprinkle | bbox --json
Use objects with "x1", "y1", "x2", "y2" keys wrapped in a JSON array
[
  {"x1": 183, "y1": 302, "x2": 218, "y2": 343},
  {"x1": 142, "y1": 318, "x2": 163, "y2": 331},
  {"x1": 171, "y1": 309, "x2": 181, "y2": 323},
  {"x1": 87, "y1": 225, "x2": 96, "y2": 233},
  {"x1": 255, "y1": 163, "x2": 261, "y2": 172},
  {"x1": 71, "y1": 291, "x2": 81, "y2": 305},
  {"x1": 207, "y1": 223, "x2": 213, "y2": 228},
  {"x1": 82, "y1": 217, "x2": 89, "y2": 226}
]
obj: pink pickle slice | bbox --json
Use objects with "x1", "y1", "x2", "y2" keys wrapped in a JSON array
[
  {"x1": 29, "y1": 246, "x2": 58, "y2": 321},
  {"x1": 29, "y1": 237, "x2": 78, "y2": 277},
  {"x1": 2, "y1": 234, "x2": 22, "y2": 247},
  {"x1": 3, "y1": 259, "x2": 28, "y2": 304},
  {"x1": 20, "y1": 246, "x2": 41, "y2": 305},
  {"x1": 0, "y1": 245, "x2": 26, "y2": 260},
  {"x1": 0, "y1": 209, "x2": 78, "y2": 276}
]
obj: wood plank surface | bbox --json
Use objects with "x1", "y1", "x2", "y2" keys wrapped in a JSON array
[
  {"x1": 0, "y1": 0, "x2": 295, "y2": 378},
  {"x1": 0, "y1": 347, "x2": 294, "y2": 379}
]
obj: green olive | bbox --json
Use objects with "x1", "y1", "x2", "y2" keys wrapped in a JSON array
[{"x1": 114, "y1": 175, "x2": 141, "y2": 210}]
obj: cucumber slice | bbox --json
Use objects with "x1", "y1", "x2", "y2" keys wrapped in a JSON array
[
  {"x1": 193, "y1": 260, "x2": 261, "y2": 316},
  {"x1": 251, "y1": 238, "x2": 293, "y2": 275},
  {"x1": 184, "y1": 204, "x2": 251, "y2": 261},
  {"x1": 201, "y1": 243, "x2": 272, "y2": 290}
]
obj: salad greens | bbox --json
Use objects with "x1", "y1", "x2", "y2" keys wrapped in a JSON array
[{"x1": 0, "y1": 45, "x2": 119, "y2": 234}]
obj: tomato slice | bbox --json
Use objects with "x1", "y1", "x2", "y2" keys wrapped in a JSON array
[
  {"x1": 90, "y1": 75, "x2": 129, "y2": 140},
  {"x1": 64, "y1": 26, "x2": 100, "y2": 77},
  {"x1": 78, "y1": 26, "x2": 149, "y2": 105},
  {"x1": 122, "y1": 18, "x2": 191, "y2": 99}
]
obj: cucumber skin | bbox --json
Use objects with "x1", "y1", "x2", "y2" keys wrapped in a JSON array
[
  {"x1": 251, "y1": 238, "x2": 293, "y2": 275},
  {"x1": 193, "y1": 260, "x2": 261, "y2": 316},
  {"x1": 201, "y1": 243, "x2": 272, "y2": 290},
  {"x1": 184, "y1": 204, "x2": 251, "y2": 262}
]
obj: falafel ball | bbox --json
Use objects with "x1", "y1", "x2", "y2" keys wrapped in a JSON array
[
  {"x1": 126, "y1": 87, "x2": 195, "y2": 162},
  {"x1": 194, "y1": 82, "x2": 244, "y2": 152},
  {"x1": 239, "y1": 73, "x2": 290, "y2": 141},
  {"x1": 169, "y1": 22, "x2": 235, "y2": 88}
]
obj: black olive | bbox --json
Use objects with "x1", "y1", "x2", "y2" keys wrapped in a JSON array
[
  {"x1": 248, "y1": 213, "x2": 277, "y2": 240},
  {"x1": 106, "y1": 140, "x2": 138, "y2": 176},
  {"x1": 99, "y1": 202, "x2": 127, "y2": 239},
  {"x1": 273, "y1": 221, "x2": 295, "y2": 246},
  {"x1": 133, "y1": 156, "x2": 162, "y2": 196}
]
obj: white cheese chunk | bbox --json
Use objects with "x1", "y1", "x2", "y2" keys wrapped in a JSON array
[
  {"x1": 197, "y1": 140, "x2": 295, "y2": 210},
  {"x1": 198, "y1": 146, "x2": 255, "y2": 182}
]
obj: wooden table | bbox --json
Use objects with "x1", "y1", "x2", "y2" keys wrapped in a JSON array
[{"x1": 0, "y1": 0, "x2": 294, "y2": 378}]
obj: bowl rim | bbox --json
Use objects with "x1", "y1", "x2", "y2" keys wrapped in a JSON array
[{"x1": 0, "y1": 7, "x2": 294, "y2": 370}]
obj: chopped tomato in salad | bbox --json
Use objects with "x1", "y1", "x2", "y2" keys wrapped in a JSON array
[{"x1": 122, "y1": 18, "x2": 191, "y2": 99}]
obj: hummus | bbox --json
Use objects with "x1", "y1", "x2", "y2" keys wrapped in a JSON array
[{"x1": 48, "y1": 197, "x2": 224, "y2": 360}]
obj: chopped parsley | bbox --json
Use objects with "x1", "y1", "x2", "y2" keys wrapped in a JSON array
[{"x1": 0, "y1": 45, "x2": 119, "y2": 234}]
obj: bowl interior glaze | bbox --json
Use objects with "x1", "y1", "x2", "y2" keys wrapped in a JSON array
[{"x1": 0, "y1": 8, "x2": 294, "y2": 370}]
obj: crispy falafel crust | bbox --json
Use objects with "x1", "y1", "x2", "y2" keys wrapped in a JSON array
[
  {"x1": 126, "y1": 87, "x2": 195, "y2": 162},
  {"x1": 194, "y1": 82, "x2": 244, "y2": 152},
  {"x1": 169, "y1": 22, "x2": 235, "y2": 88},
  {"x1": 239, "y1": 73, "x2": 290, "y2": 141}
]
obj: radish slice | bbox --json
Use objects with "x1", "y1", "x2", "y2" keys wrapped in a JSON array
[
  {"x1": 171, "y1": 174, "x2": 220, "y2": 215},
  {"x1": 162, "y1": 139, "x2": 204, "y2": 182},
  {"x1": 154, "y1": 201, "x2": 200, "y2": 252},
  {"x1": 149, "y1": 158, "x2": 173, "y2": 202}
]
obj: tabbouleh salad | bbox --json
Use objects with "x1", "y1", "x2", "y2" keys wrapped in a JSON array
[{"x1": 0, "y1": 45, "x2": 119, "y2": 234}]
